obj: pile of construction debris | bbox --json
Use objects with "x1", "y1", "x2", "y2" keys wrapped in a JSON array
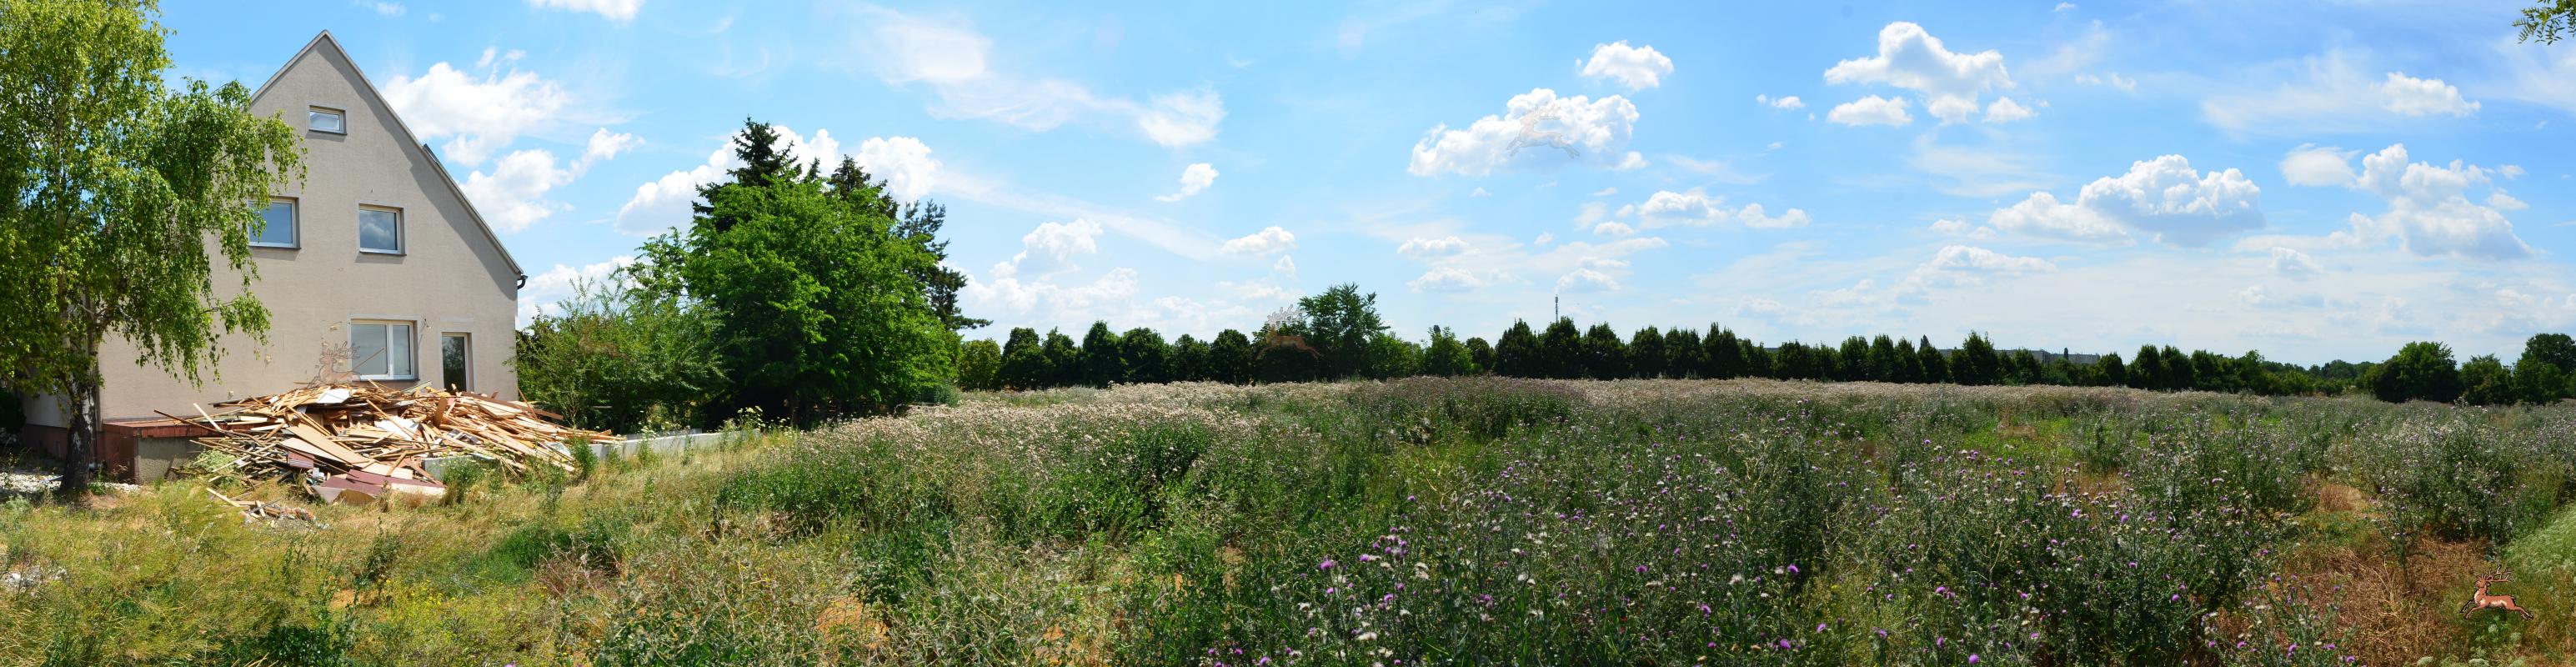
[{"x1": 176, "y1": 384, "x2": 609, "y2": 504}]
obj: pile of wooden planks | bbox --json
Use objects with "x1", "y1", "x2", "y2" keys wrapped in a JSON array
[{"x1": 175, "y1": 384, "x2": 607, "y2": 501}]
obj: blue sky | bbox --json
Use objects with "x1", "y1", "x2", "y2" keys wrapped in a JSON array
[{"x1": 163, "y1": 1, "x2": 2576, "y2": 365}]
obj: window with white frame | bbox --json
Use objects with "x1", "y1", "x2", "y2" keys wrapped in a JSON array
[
  {"x1": 348, "y1": 321, "x2": 415, "y2": 380},
  {"x1": 308, "y1": 107, "x2": 345, "y2": 133},
  {"x1": 253, "y1": 198, "x2": 298, "y2": 248},
  {"x1": 358, "y1": 205, "x2": 402, "y2": 254}
]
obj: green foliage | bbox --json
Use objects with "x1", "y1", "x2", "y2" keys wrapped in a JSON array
[
  {"x1": 1953, "y1": 331, "x2": 2001, "y2": 385},
  {"x1": 1209, "y1": 328, "x2": 1255, "y2": 384},
  {"x1": 1359, "y1": 331, "x2": 1421, "y2": 379},
  {"x1": 1579, "y1": 323, "x2": 1626, "y2": 379},
  {"x1": 999, "y1": 327, "x2": 1046, "y2": 389},
  {"x1": 2460, "y1": 354, "x2": 2516, "y2": 406},
  {"x1": 1169, "y1": 334, "x2": 1210, "y2": 382},
  {"x1": 955, "y1": 339, "x2": 1002, "y2": 391},
  {"x1": 639, "y1": 119, "x2": 955, "y2": 424},
  {"x1": 1119, "y1": 327, "x2": 1169, "y2": 384},
  {"x1": 2373, "y1": 341, "x2": 2464, "y2": 404},
  {"x1": 1296, "y1": 283, "x2": 1390, "y2": 379},
  {"x1": 1540, "y1": 318, "x2": 1582, "y2": 379},
  {"x1": 1421, "y1": 326, "x2": 1476, "y2": 377},
  {"x1": 1080, "y1": 321, "x2": 1122, "y2": 388},
  {"x1": 0, "y1": 0, "x2": 306, "y2": 494},
  {"x1": 1626, "y1": 326, "x2": 1666, "y2": 379},
  {"x1": 1494, "y1": 320, "x2": 1541, "y2": 378},
  {"x1": 2516, "y1": 0, "x2": 2576, "y2": 43},
  {"x1": 516, "y1": 273, "x2": 723, "y2": 433}
]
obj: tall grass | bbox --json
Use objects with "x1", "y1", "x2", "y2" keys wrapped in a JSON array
[{"x1": 1, "y1": 379, "x2": 2572, "y2": 664}]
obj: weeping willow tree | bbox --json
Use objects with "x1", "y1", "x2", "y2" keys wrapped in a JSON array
[{"x1": 0, "y1": 0, "x2": 305, "y2": 499}]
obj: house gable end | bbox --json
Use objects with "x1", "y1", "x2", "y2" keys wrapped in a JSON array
[{"x1": 249, "y1": 32, "x2": 526, "y2": 283}]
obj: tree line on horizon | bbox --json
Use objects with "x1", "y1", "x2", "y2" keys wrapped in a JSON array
[{"x1": 955, "y1": 283, "x2": 2576, "y2": 408}]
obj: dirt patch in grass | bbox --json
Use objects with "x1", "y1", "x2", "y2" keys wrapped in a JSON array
[
  {"x1": 2283, "y1": 534, "x2": 2489, "y2": 665},
  {"x1": 2313, "y1": 480, "x2": 2369, "y2": 514}
]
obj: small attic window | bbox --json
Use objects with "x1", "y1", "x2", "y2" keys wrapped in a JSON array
[{"x1": 309, "y1": 107, "x2": 345, "y2": 134}]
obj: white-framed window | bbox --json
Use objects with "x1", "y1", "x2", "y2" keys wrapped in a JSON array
[
  {"x1": 253, "y1": 198, "x2": 298, "y2": 248},
  {"x1": 439, "y1": 333, "x2": 470, "y2": 392},
  {"x1": 308, "y1": 106, "x2": 345, "y2": 133},
  {"x1": 358, "y1": 205, "x2": 403, "y2": 254},
  {"x1": 349, "y1": 320, "x2": 415, "y2": 380}
]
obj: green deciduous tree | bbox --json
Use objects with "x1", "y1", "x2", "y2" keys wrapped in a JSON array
[
  {"x1": 1627, "y1": 327, "x2": 1666, "y2": 379},
  {"x1": 822, "y1": 158, "x2": 985, "y2": 333},
  {"x1": 1119, "y1": 327, "x2": 1169, "y2": 384},
  {"x1": 1210, "y1": 328, "x2": 1255, "y2": 384},
  {"x1": 957, "y1": 339, "x2": 1002, "y2": 391},
  {"x1": 1663, "y1": 328, "x2": 1702, "y2": 379},
  {"x1": 1361, "y1": 332, "x2": 1421, "y2": 379},
  {"x1": 1080, "y1": 322, "x2": 1122, "y2": 388},
  {"x1": 1043, "y1": 329, "x2": 1081, "y2": 387},
  {"x1": 517, "y1": 274, "x2": 722, "y2": 433},
  {"x1": 1495, "y1": 321, "x2": 1541, "y2": 378},
  {"x1": 1422, "y1": 326, "x2": 1476, "y2": 377},
  {"x1": 2095, "y1": 353, "x2": 2127, "y2": 389},
  {"x1": 1917, "y1": 336, "x2": 1947, "y2": 384},
  {"x1": 1298, "y1": 283, "x2": 1388, "y2": 379},
  {"x1": 1837, "y1": 337, "x2": 1872, "y2": 382},
  {"x1": 1466, "y1": 336, "x2": 1496, "y2": 375},
  {"x1": 2372, "y1": 341, "x2": 2463, "y2": 404},
  {"x1": 1581, "y1": 323, "x2": 1626, "y2": 379},
  {"x1": 0, "y1": 0, "x2": 307, "y2": 497},
  {"x1": 641, "y1": 119, "x2": 951, "y2": 424},
  {"x1": 1000, "y1": 327, "x2": 1047, "y2": 389},
  {"x1": 1170, "y1": 334, "x2": 1210, "y2": 383},
  {"x1": 1541, "y1": 318, "x2": 1583, "y2": 379},
  {"x1": 1708, "y1": 327, "x2": 1747, "y2": 379},
  {"x1": 1952, "y1": 333, "x2": 2000, "y2": 385},
  {"x1": 2458, "y1": 354, "x2": 2515, "y2": 406},
  {"x1": 2132, "y1": 345, "x2": 2164, "y2": 390}
]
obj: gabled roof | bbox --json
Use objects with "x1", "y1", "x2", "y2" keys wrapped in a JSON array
[{"x1": 251, "y1": 31, "x2": 525, "y2": 278}]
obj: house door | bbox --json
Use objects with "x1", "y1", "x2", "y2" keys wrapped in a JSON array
[{"x1": 440, "y1": 334, "x2": 470, "y2": 392}]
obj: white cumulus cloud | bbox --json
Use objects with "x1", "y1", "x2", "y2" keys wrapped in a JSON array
[
  {"x1": 1624, "y1": 188, "x2": 1810, "y2": 228},
  {"x1": 459, "y1": 128, "x2": 636, "y2": 233},
  {"x1": 1826, "y1": 22, "x2": 2013, "y2": 100},
  {"x1": 1827, "y1": 95, "x2": 1913, "y2": 127},
  {"x1": 2378, "y1": 72, "x2": 2479, "y2": 117},
  {"x1": 1398, "y1": 235, "x2": 1469, "y2": 258},
  {"x1": 1409, "y1": 88, "x2": 1640, "y2": 176},
  {"x1": 1220, "y1": 226, "x2": 1297, "y2": 256},
  {"x1": 1581, "y1": 41, "x2": 1674, "y2": 91},
  {"x1": 1989, "y1": 154, "x2": 2263, "y2": 247},
  {"x1": 528, "y1": 0, "x2": 639, "y2": 22},
  {"x1": 1410, "y1": 267, "x2": 1486, "y2": 293},
  {"x1": 379, "y1": 59, "x2": 578, "y2": 165},
  {"x1": 1984, "y1": 97, "x2": 2036, "y2": 123},
  {"x1": 854, "y1": 136, "x2": 941, "y2": 202},
  {"x1": 2278, "y1": 144, "x2": 2358, "y2": 187},
  {"x1": 1155, "y1": 163, "x2": 1220, "y2": 202},
  {"x1": 1755, "y1": 93, "x2": 1806, "y2": 110},
  {"x1": 2348, "y1": 144, "x2": 2531, "y2": 259}
]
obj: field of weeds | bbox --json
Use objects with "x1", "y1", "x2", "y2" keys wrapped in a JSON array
[{"x1": 4, "y1": 378, "x2": 2576, "y2": 665}]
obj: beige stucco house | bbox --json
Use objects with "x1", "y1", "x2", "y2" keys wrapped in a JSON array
[{"x1": 17, "y1": 32, "x2": 525, "y2": 478}]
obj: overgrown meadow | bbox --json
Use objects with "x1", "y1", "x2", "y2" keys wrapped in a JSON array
[{"x1": 7, "y1": 378, "x2": 2576, "y2": 665}]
